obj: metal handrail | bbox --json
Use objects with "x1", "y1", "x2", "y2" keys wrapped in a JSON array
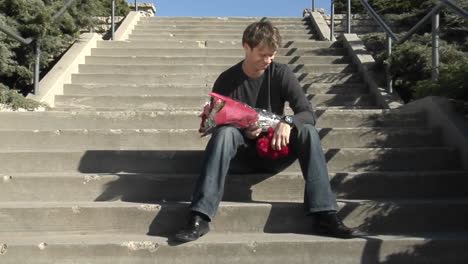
[
  {"x1": 0, "y1": 23, "x2": 34, "y2": 44},
  {"x1": 397, "y1": 3, "x2": 444, "y2": 44},
  {"x1": 327, "y1": 0, "x2": 468, "y2": 93},
  {"x1": 357, "y1": 0, "x2": 398, "y2": 41},
  {"x1": 0, "y1": 0, "x2": 76, "y2": 94},
  {"x1": 112, "y1": 0, "x2": 116, "y2": 40}
]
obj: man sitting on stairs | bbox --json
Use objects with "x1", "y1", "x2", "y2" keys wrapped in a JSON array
[{"x1": 174, "y1": 21, "x2": 358, "y2": 242}]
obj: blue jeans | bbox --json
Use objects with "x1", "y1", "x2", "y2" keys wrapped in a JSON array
[{"x1": 190, "y1": 124, "x2": 338, "y2": 220}]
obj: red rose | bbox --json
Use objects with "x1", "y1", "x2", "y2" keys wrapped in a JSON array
[
  {"x1": 256, "y1": 136, "x2": 270, "y2": 157},
  {"x1": 256, "y1": 127, "x2": 289, "y2": 159}
]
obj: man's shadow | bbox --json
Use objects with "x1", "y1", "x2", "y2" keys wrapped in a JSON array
[{"x1": 78, "y1": 147, "x2": 318, "y2": 242}]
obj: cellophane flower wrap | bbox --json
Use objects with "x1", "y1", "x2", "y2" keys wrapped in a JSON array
[{"x1": 199, "y1": 92, "x2": 289, "y2": 159}]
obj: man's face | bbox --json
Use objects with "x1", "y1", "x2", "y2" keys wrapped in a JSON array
[{"x1": 243, "y1": 43, "x2": 277, "y2": 72}]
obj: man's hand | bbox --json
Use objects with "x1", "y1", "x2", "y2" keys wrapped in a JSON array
[
  {"x1": 244, "y1": 124, "x2": 262, "y2": 139},
  {"x1": 271, "y1": 122, "x2": 292, "y2": 151}
]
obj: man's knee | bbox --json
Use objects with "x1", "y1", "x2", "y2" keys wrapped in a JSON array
[
  {"x1": 213, "y1": 126, "x2": 241, "y2": 138},
  {"x1": 299, "y1": 124, "x2": 318, "y2": 135},
  {"x1": 296, "y1": 124, "x2": 321, "y2": 143},
  {"x1": 211, "y1": 126, "x2": 244, "y2": 145}
]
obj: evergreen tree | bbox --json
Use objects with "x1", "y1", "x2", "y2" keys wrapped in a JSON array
[
  {"x1": 334, "y1": 0, "x2": 428, "y2": 14},
  {"x1": 0, "y1": 0, "x2": 129, "y2": 96}
]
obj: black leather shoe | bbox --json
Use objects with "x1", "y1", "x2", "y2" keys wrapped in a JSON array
[
  {"x1": 315, "y1": 212, "x2": 358, "y2": 239},
  {"x1": 173, "y1": 213, "x2": 210, "y2": 242}
]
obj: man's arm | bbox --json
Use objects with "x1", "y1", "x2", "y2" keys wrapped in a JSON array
[
  {"x1": 281, "y1": 65, "x2": 316, "y2": 129},
  {"x1": 271, "y1": 65, "x2": 316, "y2": 151}
]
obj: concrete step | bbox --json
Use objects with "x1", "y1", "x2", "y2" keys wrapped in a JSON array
[
  {"x1": 141, "y1": 16, "x2": 309, "y2": 22},
  {"x1": 1, "y1": 200, "x2": 468, "y2": 234},
  {"x1": 70, "y1": 72, "x2": 362, "y2": 85},
  {"x1": 63, "y1": 83, "x2": 367, "y2": 96},
  {"x1": 77, "y1": 64, "x2": 355, "y2": 75},
  {"x1": 0, "y1": 110, "x2": 427, "y2": 130},
  {"x1": 128, "y1": 33, "x2": 317, "y2": 41},
  {"x1": 0, "y1": 127, "x2": 440, "y2": 151},
  {"x1": 53, "y1": 94, "x2": 374, "y2": 110},
  {"x1": 327, "y1": 23, "x2": 383, "y2": 30},
  {"x1": 327, "y1": 19, "x2": 381, "y2": 26},
  {"x1": 96, "y1": 40, "x2": 335, "y2": 49},
  {"x1": 135, "y1": 22, "x2": 311, "y2": 30},
  {"x1": 0, "y1": 148, "x2": 459, "y2": 173},
  {"x1": 3, "y1": 232, "x2": 467, "y2": 264},
  {"x1": 131, "y1": 28, "x2": 314, "y2": 35},
  {"x1": 138, "y1": 19, "x2": 309, "y2": 25},
  {"x1": 326, "y1": 18, "x2": 379, "y2": 23},
  {"x1": 3, "y1": 170, "x2": 465, "y2": 202},
  {"x1": 91, "y1": 47, "x2": 347, "y2": 56},
  {"x1": 323, "y1": 14, "x2": 374, "y2": 19},
  {"x1": 85, "y1": 55, "x2": 350, "y2": 65},
  {"x1": 134, "y1": 23, "x2": 313, "y2": 31},
  {"x1": 332, "y1": 27, "x2": 383, "y2": 34},
  {"x1": 138, "y1": 19, "x2": 309, "y2": 26}
]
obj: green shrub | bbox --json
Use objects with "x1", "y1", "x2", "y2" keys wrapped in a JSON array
[
  {"x1": 0, "y1": 83, "x2": 48, "y2": 110},
  {"x1": 358, "y1": 0, "x2": 468, "y2": 103},
  {"x1": 334, "y1": 0, "x2": 429, "y2": 14},
  {"x1": 413, "y1": 58, "x2": 468, "y2": 100},
  {"x1": 362, "y1": 32, "x2": 468, "y2": 103}
]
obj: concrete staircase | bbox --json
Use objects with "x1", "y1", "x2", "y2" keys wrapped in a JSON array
[{"x1": 1, "y1": 16, "x2": 468, "y2": 263}]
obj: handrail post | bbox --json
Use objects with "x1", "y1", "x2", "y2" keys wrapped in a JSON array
[
  {"x1": 33, "y1": 41, "x2": 41, "y2": 95},
  {"x1": 432, "y1": 10, "x2": 440, "y2": 81},
  {"x1": 135, "y1": 0, "x2": 138, "y2": 12},
  {"x1": 312, "y1": 0, "x2": 315, "y2": 10},
  {"x1": 386, "y1": 35, "x2": 393, "y2": 94},
  {"x1": 347, "y1": 0, "x2": 352, "y2": 33},
  {"x1": 111, "y1": 0, "x2": 115, "y2": 40},
  {"x1": 330, "y1": 0, "x2": 335, "y2": 40}
]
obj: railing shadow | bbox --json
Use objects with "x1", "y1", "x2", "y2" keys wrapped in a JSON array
[{"x1": 334, "y1": 107, "x2": 466, "y2": 262}]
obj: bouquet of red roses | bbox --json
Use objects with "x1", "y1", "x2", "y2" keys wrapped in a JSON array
[{"x1": 199, "y1": 92, "x2": 289, "y2": 159}]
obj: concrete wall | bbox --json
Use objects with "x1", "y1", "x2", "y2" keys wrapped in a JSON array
[
  {"x1": 28, "y1": 11, "x2": 143, "y2": 107},
  {"x1": 27, "y1": 33, "x2": 101, "y2": 107},
  {"x1": 304, "y1": 10, "x2": 335, "y2": 41},
  {"x1": 114, "y1": 11, "x2": 143, "y2": 41},
  {"x1": 341, "y1": 33, "x2": 403, "y2": 109}
]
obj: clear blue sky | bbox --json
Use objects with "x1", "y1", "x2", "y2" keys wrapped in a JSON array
[{"x1": 128, "y1": 0, "x2": 331, "y2": 17}]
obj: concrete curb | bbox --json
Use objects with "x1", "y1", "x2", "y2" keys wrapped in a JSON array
[
  {"x1": 27, "y1": 33, "x2": 101, "y2": 107},
  {"x1": 401, "y1": 96, "x2": 468, "y2": 170},
  {"x1": 341, "y1": 33, "x2": 403, "y2": 109},
  {"x1": 304, "y1": 10, "x2": 334, "y2": 41},
  {"x1": 114, "y1": 11, "x2": 143, "y2": 41}
]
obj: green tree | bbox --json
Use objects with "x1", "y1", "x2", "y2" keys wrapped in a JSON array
[{"x1": 0, "y1": 0, "x2": 129, "y2": 98}]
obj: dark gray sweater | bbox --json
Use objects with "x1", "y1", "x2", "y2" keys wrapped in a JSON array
[{"x1": 212, "y1": 60, "x2": 316, "y2": 129}]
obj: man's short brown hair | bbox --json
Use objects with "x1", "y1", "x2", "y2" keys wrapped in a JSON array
[{"x1": 242, "y1": 21, "x2": 282, "y2": 50}]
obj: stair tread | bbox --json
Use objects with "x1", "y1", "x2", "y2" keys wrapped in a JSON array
[
  {"x1": 86, "y1": 55, "x2": 346, "y2": 58},
  {"x1": 0, "y1": 127, "x2": 433, "y2": 131},
  {"x1": 0, "y1": 147, "x2": 457, "y2": 153},
  {"x1": 3, "y1": 199, "x2": 468, "y2": 208},
  {"x1": 8, "y1": 170, "x2": 468, "y2": 177},
  {"x1": 4, "y1": 232, "x2": 468, "y2": 245}
]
